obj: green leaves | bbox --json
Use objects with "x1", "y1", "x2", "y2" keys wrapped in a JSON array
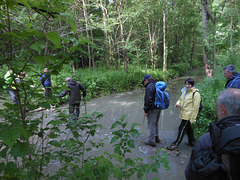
[
  {"x1": 130, "y1": 129, "x2": 140, "y2": 137},
  {"x1": 62, "y1": 18, "x2": 76, "y2": 34},
  {"x1": 47, "y1": 119, "x2": 63, "y2": 126},
  {"x1": 46, "y1": 32, "x2": 61, "y2": 48},
  {"x1": 30, "y1": 43, "x2": 45, "y2": 55},
  {"x1": 17, "y1": 0, "x2": 31, "y2": 8},
  {"x1": 10, "y1": 142, "x2": 32, "y2": 157},
  {"x1": 0, "y1": 128, "x2": 21, "y2": 148},
  {"x1": 111, "y1": 121, "x2": 122, "y2": 129},
  {"x1": 110, "y1": 114, "x2": 140, "y2": 156},
  {"x1": 127, "y1": 139, "x2": 135, "y2": 148}
]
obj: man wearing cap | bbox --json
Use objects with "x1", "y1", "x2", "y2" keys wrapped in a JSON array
[{"x1": 142, "y1": 74, "x2": 161, "y2": 147}]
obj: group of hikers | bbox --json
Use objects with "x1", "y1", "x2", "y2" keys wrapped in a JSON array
[
  {"x1": 142, "y1": 64, "x2": 240, "y2": 180},
  {"x1": 3, "y1": 64, "x2": 240, "y2": 179},
  {"x1": 3, "y1": 68, "x2": 86, "y2": 119}
]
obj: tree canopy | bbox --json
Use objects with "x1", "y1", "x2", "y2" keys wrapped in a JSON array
[{"x1": 1, "y1": 0, "x2": 239, "y2": 73}]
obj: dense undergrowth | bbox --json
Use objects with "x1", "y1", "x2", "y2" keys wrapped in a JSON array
[
  {"x1": 1, "y1": 63, "x2": 183, "y2": 105},
  {"x1": 193, "y1": 55, "x2": 240, "y2": 139},
  {"x1": 50, "y1": 64, "x2": 181, "y2": 99},
  {"x1": 193, "y1": 71, "x2": 225, "y2": 139}
]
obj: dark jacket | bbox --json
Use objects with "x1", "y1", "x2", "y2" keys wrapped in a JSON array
[
  {"x1": 58, "y1": 79, "x2": 86, "y2": 104},
  {"x1": 225, "y1": 73, "x2": 240, "y2": 89},
  {"x1": 144, "y1": 80, "x2": 156, "y2": 113},
  {"x1": 185, "y1": 114, "x2": 240, "y2": 180}
]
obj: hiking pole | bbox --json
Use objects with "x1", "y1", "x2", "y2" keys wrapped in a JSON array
[
  {"x1": 141, "y1": 116, "x2": 145, "y2": 136},
  {"x1": 84, "y1": 99, "x2": 87, "y2": 113}
]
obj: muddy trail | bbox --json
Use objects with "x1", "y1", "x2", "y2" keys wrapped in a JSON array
[
  {"x1": 28, "y1": 68, "x2": 205, "y2": 179},
  {"x1": 0, "y1": 68, "x2": 205, "y2": 179}
]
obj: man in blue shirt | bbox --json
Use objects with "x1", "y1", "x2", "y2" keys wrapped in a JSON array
[
  {"x1": 39, "y1": 68, "x2": 52, "y2": 99},
  {"x1": 223, "y1": 65, "x2": 240, "y2": 89}
]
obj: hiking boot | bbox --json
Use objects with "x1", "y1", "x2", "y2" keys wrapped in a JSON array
[
  {"x1": 155, "y1": 136, "x2": 161, "y2": 143},
  {"x1": 167, "y1": 143, "x2": 179, "y2": 151},
  {"x1": 185, "y1": 142, "x2": 195, "y2": 147},
  {"x1": 145, "y1": 141, "x2": 156, "y2": 147}
]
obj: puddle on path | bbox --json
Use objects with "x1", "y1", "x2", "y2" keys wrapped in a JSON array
[{"x1": 1, "y1": 67, "x2": 205, "y2": 179}]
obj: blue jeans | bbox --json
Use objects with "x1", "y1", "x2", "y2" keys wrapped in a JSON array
[{"x1": 9, "y1": 89, "x2": 19, "y2": 104}]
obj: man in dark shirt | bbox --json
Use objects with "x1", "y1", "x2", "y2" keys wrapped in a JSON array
[
  {"x1": 142, "y1": 74, "x2": 161, "y2": 147},
  {"x1": 58, "y1": 77, "x2": 86, "y2": 119},
  {"x1": 185, "y1": 88, "x2": 240, "y2": 180}
]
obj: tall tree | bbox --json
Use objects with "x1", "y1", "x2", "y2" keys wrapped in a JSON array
[
  {"x1": 163, "y1": 2, "x2": 167, "y2": 72},
  {"x1": 201, "y1": 0, "x2": 226, "y2": 76}
]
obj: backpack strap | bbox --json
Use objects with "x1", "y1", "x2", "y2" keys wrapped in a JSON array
[
  {"x1": 215, "y1": 125, "x2": 240, "y2": 155},
  {"x1": 192, "y1": 91, "x2": 200, "y2": 98},
  {"x1": 210, "y1": 123, "x2": 222, "y2": 150},
  {"x1": 210, "y1": 122, "x2": 240, "y2": 154}
]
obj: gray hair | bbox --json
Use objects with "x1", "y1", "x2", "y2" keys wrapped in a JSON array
[
  {"x1": 223, "y1": 65, "x2": 236, "y2": 75},
  {"x1": 44, "y1": 68, "x2": 49, "y2": 73},
  {"x1": 217, "y1": 88, "x2": 240, "y2": 115},
  {"x1": 65, "y1": 77, "x2": 71, "y2": 82}
]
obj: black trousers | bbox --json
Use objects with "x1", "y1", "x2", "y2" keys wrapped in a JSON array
[
  {"x1": 173, "y1": 119, "x2": 196, "y2": 146},
  {"x1": 69, "y1": 103, "x2": 80, "y2": 117}
]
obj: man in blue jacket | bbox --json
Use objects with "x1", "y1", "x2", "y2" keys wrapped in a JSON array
[
  {"x1": 39, "y1": 68, "x2": 52, "y2": 99},
  {"x1": 223, "y1": 65, "x2": 240, "y2": 89}
]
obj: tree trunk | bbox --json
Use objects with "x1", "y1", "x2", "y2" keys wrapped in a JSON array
[
  {"x1": 229, "y1": 0, "x2": 233, "y2": 53},
  {"x1": 72, "y1": 62, "x2": 77, "y2": 79},
  {"x1": 235, "y1": 1, "x2": 240, "y2": 55},
  {"x1": 163, "y1": 7, "x2": 167, "y2": 72},
  {"x1": 90, "y1": 29, "x2": 95, "y2": 71},
  {"x1": 100, "y1": 0, "x2": 110, "y2": 70},
  {"x1": 114, "y1": 0, "x2": 128, "y2": 73},
  {"x1": 147, "y1": 19, "x2": 154, "y2": 69},
  {"x1": 202, "y1": 0, "x2": 226, "y2": 75},
  {"x1": 201, "y1": 0, "x2": 212, "y2": 77},
  {"x1": 212, "y1": 22, "x2": 216, "y2": 70},
  {"x1": 190, "y1": 38, "x2": 195, "y2": 69},
  {"x1": 82, "y1": 0, "x2": 91, "y2": 68}
]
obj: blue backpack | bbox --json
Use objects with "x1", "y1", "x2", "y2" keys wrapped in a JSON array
[{"x1": 155, "y1": 81, "x2": 170, "y2": 110}]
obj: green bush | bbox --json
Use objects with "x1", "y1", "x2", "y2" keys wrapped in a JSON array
[
  {"x1": 193, "y1": 68, "x2": 227, "y2": 139},
  {"x1": 217, "y1": 52, "x2": 240, "y2": 69},
  {"x1": 171, "y1": 62, "x2": 190, "y2": 76}
]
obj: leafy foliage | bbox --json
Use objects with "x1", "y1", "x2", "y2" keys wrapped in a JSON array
[
  {"x1": 0, "y1": 100, "x2": 169, "y2": 179},
  {"x1": 193, "y1": 68, "x2": 228, "y2": 139},
  {"x1": 50, "y1": 64, "x2": 180, "y2": 100},
  {"x1": 109, "y1": 114, "x2": 169, "y2": 179}
]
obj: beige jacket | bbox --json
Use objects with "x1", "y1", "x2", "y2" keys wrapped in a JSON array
[{"x1": 176, "y1": 87, "x2": 201, "y2": 123}]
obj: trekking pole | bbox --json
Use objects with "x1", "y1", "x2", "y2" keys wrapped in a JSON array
[
  {"x1": 141, "y1": 116, "x2": 145, "y2": 136},
  {"x1": 84, "y1": 99, "x2": 87, "y2": 113}
]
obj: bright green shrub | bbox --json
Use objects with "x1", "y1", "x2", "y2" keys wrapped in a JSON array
[{"x1": 193, "y1": 69, "x2": 226, "y2": 139}]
